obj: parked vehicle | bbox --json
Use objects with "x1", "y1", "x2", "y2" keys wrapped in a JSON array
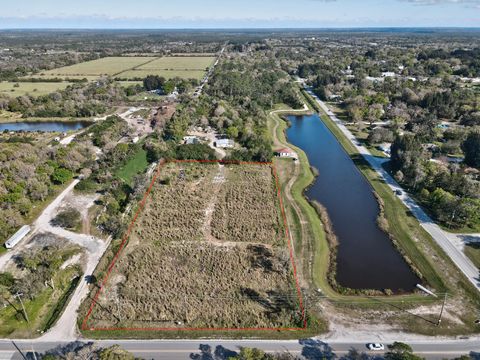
[{"x1": 367, "y1": 343, "x2": 385, "y2": 351}]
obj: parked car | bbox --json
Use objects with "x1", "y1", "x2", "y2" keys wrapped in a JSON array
[
  {"x1": 367, "y1": 343, "x2": 385, "y2": 351},
  {"x1": 395, "y1": 189, "x2": 403, "y2": 196}
]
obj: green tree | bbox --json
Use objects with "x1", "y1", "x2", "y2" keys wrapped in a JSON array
[
  {"x1": 143, "y1": 75, "x2": 165, "y2": 91},
  {"x1": 0, "y1": 272, "x2": 15, "y2": 288},
  {"x1": 98, "y1": 345, "x2": 135, "y2": 360},
  {"x1": 51, "y1": 167, "x2": 73, "y2": 184},
  {"x1": 226, "y1": 126, "x2": 239, "y2": 139},
  {"x1": 163, "y1": 80, "x2": 176, "y2": 94},
  {"x1": 385, "y1": 342, "x2": 424, "y2": 360},
  {"x1": 462, "y1": 131, "x2": 480, "y2": 168},
  {"x1": 231, "y1": 347, "x2": 273, "y2": 360}
]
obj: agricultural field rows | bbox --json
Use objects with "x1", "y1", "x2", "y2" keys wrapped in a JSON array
[
  {"x1": 26, "y1": 56, "x2": 215, "y2": 82},
  {"x1": 86, "y1": 162, "x2": 301, "y2": 330},
  {"x1": 37, "y1": 57, "x2": 156, "y2": 77},
  {"x1": 137, "y1": 56, "x2": 215, "y2": 70}
]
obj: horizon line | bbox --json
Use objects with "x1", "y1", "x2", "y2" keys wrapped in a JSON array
[{"x1": 1, "y1": 26, "x2": 480, "y2": 30}]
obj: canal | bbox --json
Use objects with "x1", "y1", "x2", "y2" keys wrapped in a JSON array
[
  {"x1": 286, "y1": 114, "x2": 419, "y2": 291},
  {"x1": 0, "y1": 121, "x2": 91, "y2": 132}
]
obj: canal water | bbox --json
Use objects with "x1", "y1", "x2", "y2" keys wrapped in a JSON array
[
  {"x1": 286, "y1": 114, "x2": 419, "y2": 291},
  {"x1": 0, "y1": 121, "x2": 91, "y2": 132}
]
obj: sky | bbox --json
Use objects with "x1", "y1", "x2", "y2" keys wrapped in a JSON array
[{"x1": 1, "y1": 0, "x2": 480, "y2": 28}]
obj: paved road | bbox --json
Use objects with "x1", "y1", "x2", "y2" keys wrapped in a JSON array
[
  {"x1": 1, "y1": 338, "x2": 479, "y2": 359},
  {"x1": 304, "y1": 87, "x2": 480, "y2": 293}
]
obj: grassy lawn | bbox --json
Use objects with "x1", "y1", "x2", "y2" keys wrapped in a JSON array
[
  {"x1": 0, "y1": 81, "x2": 71, "y2": 97},
  {"x1": 83, "y1": 326, "x2": 322, "y2": 340},
  {"x1": 0, "y1": 267, "x2": 80, "y2": 338},
  {"x1": 127, "y1": 91, "x2": 167, "y2": 101},
  {"x1": 115, "y1": 148, "x2": 149, "y2": 185},
  {"x1": 465, "y1": 243, "x2": 480, "y2": 268},
  {"x1": 117, "y1": 81, "x2": 143, "y2": 88}
]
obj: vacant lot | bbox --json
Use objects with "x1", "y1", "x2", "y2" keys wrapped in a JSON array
[
  {"x1": 212, "y1": 165, "x2": 284, "y2": 246},
  {"x1": 86, "y1": 162, "x2": 301, "y2": 330},
  {"x1": 37, "y1": 57, "x2": 156, "y2": 77},
  {"x1": 0, "y1": 82, "x2": 70, "y2": 97}
]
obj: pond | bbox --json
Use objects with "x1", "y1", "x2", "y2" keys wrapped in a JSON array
[
  {"x1": 286, "y1": 114, "x2": 419, "y2": 291},
  {"x1": 0, "y1": 121, "x2": 91, "y2": 132}
]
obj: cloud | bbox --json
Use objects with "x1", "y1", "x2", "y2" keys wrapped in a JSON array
[
  {"x1": 311, "y1": 0, "x2": 480, "y2": 4},
  {"x1": 399, "y1": 0, "x2": 480, "y2": 5}
]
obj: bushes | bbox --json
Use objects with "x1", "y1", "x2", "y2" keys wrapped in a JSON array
[
  {"x1": 51, "y1": 167, "x2": 73, "y2": 185},
  {"x1": 174, "y1": 144, "x2": 216, "y2": 160},
  {"x1": 51, "y1": 208, "x2": 81, "y2": 230}
]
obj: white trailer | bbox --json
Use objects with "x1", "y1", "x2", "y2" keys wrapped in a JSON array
[{"x1": 4, "y1": 225, "x2": 31, "y2": 249}]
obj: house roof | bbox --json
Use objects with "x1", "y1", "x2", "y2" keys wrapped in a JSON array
[{"x1": 277, "y1": 148, "x2": 293, "y2": 153}]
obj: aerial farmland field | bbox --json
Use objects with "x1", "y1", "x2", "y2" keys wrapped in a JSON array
[
  {"x1": 83, "y1": 161, "x2": 303, "y2": 331},
  {"x1": 37, "y1": 56, "x2": 157, "y2": 77},
  {"x1": 0, "y1": 81, "x2": 71, "y2": 97},
  {"x1": 28, "y1": 56, "x2": 215, "y2": 81},
  {"x1": 136, "y1": 56, "x2": 215, "y2": 70}
]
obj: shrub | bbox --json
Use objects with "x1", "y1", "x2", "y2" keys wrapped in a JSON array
[
  {"x1": 51, "y1": 167, "x2": 73, "y2": 184},
  {"x1": 51, "y1": 208, "x2": 81, "y2": 230}
]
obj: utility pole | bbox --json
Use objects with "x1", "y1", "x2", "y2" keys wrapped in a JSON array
[
  {"x1": 13, "y1": 293, "x2": 29, "y2": 323},
  {"x1": 436, "y1": 293, "x2": 448, "y2": 327}
]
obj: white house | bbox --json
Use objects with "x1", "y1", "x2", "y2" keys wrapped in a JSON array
[
  {"x1": 5, "y1": 225, "x2": 31, "y2": 249},
  {"x1": 215, "y1": 139, "x2": 234, "y2": 148},
  {"x1": 276, "y1": 148, "x2": 295, "y2": 158}
]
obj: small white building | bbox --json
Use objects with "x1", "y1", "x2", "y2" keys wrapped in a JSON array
[
  {"x1": 276, "y1": 148, "x2": 295, "y2": 158},
  {"x1": 382, "y1": 72, "x2": 396, "y2": 78},
  {"x1": 215, "y1": 139, "x2": 234, "y2": 148},
  {"x1": 183, "y1": 136, "x2": 199, "y2": 145},
  {"x1": 4, "y1": 225, "x2": 31, "y2": 249}
]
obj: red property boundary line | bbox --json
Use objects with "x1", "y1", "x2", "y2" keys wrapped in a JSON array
[{"x1": 81, "y1": 159, "x2": 307, "y2": 332}]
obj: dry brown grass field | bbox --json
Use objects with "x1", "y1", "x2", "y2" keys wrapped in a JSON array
[{"x1": 86, "y1": 162, "x2": 302, "y2": 330}]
